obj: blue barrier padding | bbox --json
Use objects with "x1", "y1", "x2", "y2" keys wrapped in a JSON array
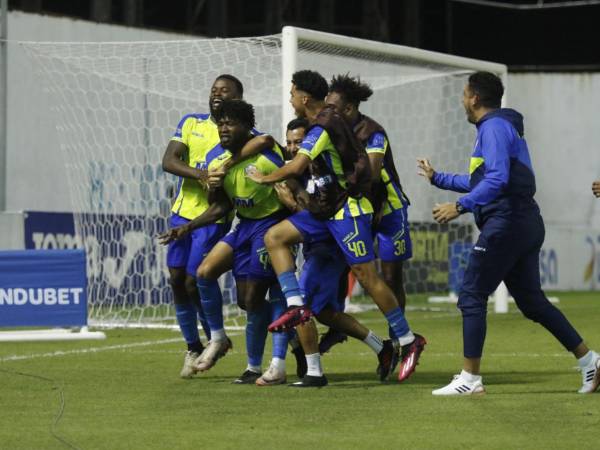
[{"x1": 0, "y1": 249, "x2": 87, "y2": 327}]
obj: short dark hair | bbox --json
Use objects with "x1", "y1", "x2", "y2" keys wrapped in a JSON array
[
  {"x1": 329, "y1": 74, "x2": 373, "y2": 106},
  {"x1": 214, "y1": 99, "x2": 255, "y2": 129},
  {"x1": 215, "y1": 74, "x2": 244, "y2": 97},
  {"x1": 468, "y1": 72, "x2": 504, "y2": 109},
  {"x1": 292, "y1": 70, "x2": 328, "y2": 100},
  {"x1": 286, "y1": 117, "x2": 309, "y2": 131}
]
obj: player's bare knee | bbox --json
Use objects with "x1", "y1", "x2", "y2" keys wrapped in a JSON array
[
  {"x1": 196, "y1": 261, "x2": 216, "y2": 280},
  {"x1": 184, "y1": 275, "x2": 197, "y2": 296},
  {"x1": 168, "y1": 268, "x2": 186, "y2": 288},
  {"x1": 264, "y1": 227, "x2": 283, "y2": 251},
  {"x1": 351, "y1": 263, "x2": 377, "y2": 289}
]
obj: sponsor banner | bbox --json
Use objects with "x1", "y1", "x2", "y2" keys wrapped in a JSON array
[
  {"x1": 403, "y1": 222, "x2": 473, "y2": 294},
  {"x1": 541, "y1": 226, "x2": 600, "y2": 291},
  {"x1": 0, "y1": 250, "x2": 87, "y2": 327}
]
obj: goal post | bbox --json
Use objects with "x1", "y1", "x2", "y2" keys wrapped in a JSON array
[{"x1": 15, "y1": 27, "x2": 510, "y2": 328}]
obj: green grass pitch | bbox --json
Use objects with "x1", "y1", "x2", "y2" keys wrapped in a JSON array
[{"x1": 1, "y1": 292, "x2": 599, "y2": 450}]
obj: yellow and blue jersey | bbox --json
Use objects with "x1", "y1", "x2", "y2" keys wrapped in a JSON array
[
  {"x1": 207, "y1": 145, "x2": 286, "y2": 220},
  {"x1": 169, "y1": 113, "x2": 224, "y2": 221},
  {"x1": 365, "y1": 131, "x2": 409, "y2": 216},
  {"x1": 298, "y1": 126, "x2": 373, "y2": 220}
]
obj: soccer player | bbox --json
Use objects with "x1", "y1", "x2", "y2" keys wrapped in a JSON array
[
  {"x1": 418, "y1": 71, "x2": 600, "y2": 395},
  {"x1": 275, "y1": 119, "x2": 396, "y2": 386},
  {"x1": 161, "y1": 75, "x2": 275, "y2": 378},
  {"x1": 592, "y1": 180, "x2": 600, "y2": 198},
  {"x1": 327, "y1": 74, "x2": 412, "y2": 313},
  {"x1": 161, "y1": 99, "x2": 290, "y2": 386},
  {"x1": 248, "y1": 70, "x2": 426, "y2": 385},
  {"x1": 286, "y1": 117, "x2": 349, "y2": 354}
]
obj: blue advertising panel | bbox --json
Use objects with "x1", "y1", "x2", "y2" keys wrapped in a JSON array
[{"x1": 0, "y1": 249, "x2": 87, "y2": 327}]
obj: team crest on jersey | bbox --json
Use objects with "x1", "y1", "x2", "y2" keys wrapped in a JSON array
[{"x1": 244, "y1": 164, "x2": 258, "y2": 176}]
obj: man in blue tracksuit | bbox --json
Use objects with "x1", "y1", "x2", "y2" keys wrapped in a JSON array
[{"x1": 418, "y1": 71, "x2": 599, "y2": 395}]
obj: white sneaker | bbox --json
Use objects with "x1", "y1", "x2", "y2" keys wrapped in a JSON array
[
  {"x1": 432, "y1": 371, "x2": 486, "y2": 396},
  {"x1": 180, "y1": 351, "x2": 201, "y2": 379},
  {"x1": 578, "y1": 352, "x2": 600, "y2": 394},
  {"x1": 256, "y1": 364, "x2": 287, "y2": 386},
  {"x1": 193, "y1": 338, "x2": 232, "y2": 372}
]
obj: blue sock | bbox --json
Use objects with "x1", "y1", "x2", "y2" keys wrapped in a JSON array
[
  {"x1": 246, "y1": 304, "x2": 270, "y2": 367},
  {"x1": 195, "y1": 300, "x2": 211, "y2": 341},
  {"x1": 277, "y1": 270, "x2": 302, "y2": 303},
  {"x1": 174, "y1": 303, "x2": 199, "y2": 345},
  {"x1": 270, "y1": 296, "x2": 289, "y2": 359},
  {"x1": 196, "y1": 278, "x2": 224, "y2": 332},
  {"x1": 385, "y1": 307, "x2": 410, "y2": 339},
  {"x1": 388, "y1": 326, "x2": 398, "y2": 340}
]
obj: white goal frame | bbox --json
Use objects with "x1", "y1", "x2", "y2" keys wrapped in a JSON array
[{"x1": 280, "y1": 26, "x2": 512, "y2": 313}]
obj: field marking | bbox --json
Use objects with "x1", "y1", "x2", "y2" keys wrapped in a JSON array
[{"x1": 0, "y1": 333, "x2": 240, "y2": 363}]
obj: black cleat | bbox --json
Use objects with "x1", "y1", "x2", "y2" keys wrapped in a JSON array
[
  {"x1": 292, "y1": 346, "x2": 308, "y2": 379},
  {"x1": 376, "y1": 339, "x2": 397, "y2": 381},
  {"x1": 318, "y1": 328, "x2": 348, "y2": 354},
  {"x1": 232, "y1": 369, "x2": 262, "y2": 385},
  {"x1": 289, "y1": 374, "x2": 328, "y2": 388}
]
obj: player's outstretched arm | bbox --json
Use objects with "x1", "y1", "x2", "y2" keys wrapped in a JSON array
[
  {"x1": 162, "y1": 140, "x2": 207, "y2": 184},
  {"x1": 417, "y1": 157, "x2": 470, "y2": 193},
  {"x1": 247, "y1": 153, "x2": 311, "y2": 184},
  {"x1": 592, "y1": 180, "x2": 600, "y2": 198}
]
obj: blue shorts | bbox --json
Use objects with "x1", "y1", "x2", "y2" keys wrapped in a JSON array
[
  {"x1": 374, "y1": 207, "x2": 413, "y2": 262},
  {"x1": 166, "y1": 214, "x2": 230, "y2": 276},
  {"x1": 288, "y1": 209, "x2": 375, "y2": 265},
  {"x1": 220, "y1": 213, "x2": 285, "y2": 281},
  {"x1": 300, "y1": 243, "x2": 347, "y2": 315}
]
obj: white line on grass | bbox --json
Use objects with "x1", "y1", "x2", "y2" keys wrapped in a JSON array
[{"x1": 0, "y1": 333, "x2": 239, "y2": 363}]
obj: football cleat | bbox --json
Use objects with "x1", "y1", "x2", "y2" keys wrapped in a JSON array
[
  {"x1": 578, "y1": 351, "x2": 600, "y2": 394},
  {"x1": 180, "y1": 351, "x2": 201, "y2": 379},
  {"x1": 268, "y1": 305, "x2": 312, "y2": 332},
  {"x1": 193, "y1": 338, "x2": 232, "y2": 372},
  {"x1": 397, "y1": 333, "x2": 426, "y2": 382},
  {"x1": 232, "y1": 369, "x2": 262, "y2": 385},
  {"x1": 432, "y1": 372, "x2": 486, "y2": 396},
  {"x1": 376, "y1": 340, "x2": 397, "y2": 381},
  {"x1": 318, "y1": 328, "x2": 348, "y2": 354},
  {"x1": 256, "y1": 365, "x2": 287, "y2": 386},
  {"x1": 289, "y1": 374, "x2": 328, "y2": 388}
]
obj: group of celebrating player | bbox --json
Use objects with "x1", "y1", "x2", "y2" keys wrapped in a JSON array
[
  {"x1": 159, "y1": 69, "x2": 424, "y2": 388},
  {"x1": 159, "y1": 69, "x2": 600, "y2": 395}
]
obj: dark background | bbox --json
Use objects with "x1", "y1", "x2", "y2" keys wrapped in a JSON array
[{"x1": 10, "y1": 0, "x2": 600, "y2": 70}]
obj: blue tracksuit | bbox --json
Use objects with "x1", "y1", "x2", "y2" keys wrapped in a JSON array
[{"x1": 433, "y1": 108, "x2": 582, "y2": 358}]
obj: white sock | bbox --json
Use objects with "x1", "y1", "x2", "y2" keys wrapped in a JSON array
[
  {"x1": 271, "y1": 357, "x2": 286, "y2": 371},
  {"x1": 211, "y1": 328, "x2": 226, "y2": 342},
  {"x1": 305, "y1": 353, "x2": 323, "y2": 377},
  {"x1": 461, "y1": 369, "x2": 481, "y2": 383},
  {"x1": 397, "y1": 330, "x2": 415, "y2": 347},
  {"x1": 363, "y1": 330, "x2": 384, "y2": 354},
  {"x1": 578, "y1": 350, "x2": 594, "y2": 368},
  {"x1": 287, "y1": 295, "x2": 304, "y2": 307},
  {"x1": 246, "y1": 364, "x2": 261, "y2": 373}
]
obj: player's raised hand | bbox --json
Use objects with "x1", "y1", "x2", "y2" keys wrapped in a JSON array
[
  {"x1": 245, "y1": 164, "x2": 265, "y2": 184},
  {"x1": 207, "y1": 168, "x2": 226, "y2": 189},
  {"x1": 432, "y1": 202, "x2": 459, "y2": 224},
  {"x1": 592, "y1": 180, "x2": 600, "y2": 198},
  {"x1": 158, "y1": 225, "x2": 190, "y2": 245},
  {"x1": 417, "y1": 158, "x2": 435, "y2": 182},
  {"x1": 274, "y1": 182, "x2": 297, "y2": 210}
]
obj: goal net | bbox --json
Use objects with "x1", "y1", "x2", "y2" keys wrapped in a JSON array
[{"x1": 18, "y1": 27, "x2": 506, "y2": 327}]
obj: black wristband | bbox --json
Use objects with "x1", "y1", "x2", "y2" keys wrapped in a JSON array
[{"x1": 455, "y1": 201, "x2": 466, "y2": 215}]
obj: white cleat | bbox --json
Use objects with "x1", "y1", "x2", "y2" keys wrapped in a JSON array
[
  {"x1": 578, "y1": 352, "x2": 600, "y2": 394},
  {"x1": 193, "y1": 338, "x2": 232, "y2": 372},
  {"x1": 432, "y1": 371, "x2": 486, "y2": 396},
  {"x1": 256, "y1": 364, "x2": 287, "y2": 386},
  {"x1": 180, "y1": 351, "x2": 201, "y2": 379}
]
